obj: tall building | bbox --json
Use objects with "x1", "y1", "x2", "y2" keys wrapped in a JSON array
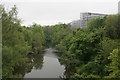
[
  {"x1": 118, "y1": 1, "x2": 120, "y2": 14},
  {"x1": 80, "y1": 12, "x2": 107, "y2": 27},
  {"x1": 70, "y1": 12, "x2": 107, "y2": 29}
]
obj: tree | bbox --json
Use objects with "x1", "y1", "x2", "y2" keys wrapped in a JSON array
[
  {"x1": 87, "y1": 17, "x2": 105, "y2": 29},
  {"x1": 2, "y1": 5, "x2": 31, "y2": 78},
  {"x1": 104, "y1": 15, "x2": 120, "y2": 39},
  {"x1": 31, "y1": 23, "x2": 45, "y2": 53},
  {"x1": 105, "y1": 49, "x2": 120, "y2": 78}
]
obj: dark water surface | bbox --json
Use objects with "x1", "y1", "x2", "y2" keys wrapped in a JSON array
[{"x1": 24, "y1": 48, "x2": 65, "y2": 78}]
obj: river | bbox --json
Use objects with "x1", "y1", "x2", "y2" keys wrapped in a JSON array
[{"x1": 24, "y1": 48, "x2": 65, "y2": 78}]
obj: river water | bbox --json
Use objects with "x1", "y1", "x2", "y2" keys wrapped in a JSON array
[{"x1": 24, "y1": 48, "x2": 65, "y2": 78}]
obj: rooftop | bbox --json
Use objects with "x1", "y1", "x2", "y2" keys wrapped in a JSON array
[{"x1": 80, "y1": 12, "x2": 108, "y2": 15}]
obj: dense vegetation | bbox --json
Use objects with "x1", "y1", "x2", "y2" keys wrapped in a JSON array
[
  {"x1": 44, "y1": 15, "x2": 120, "y2": 79},
  {"x1": 2, "y1": 5, "x2": 45, "y2": 78},
  {"x1": 1, "y1": 5, "x2": 120, "y2": 79}
]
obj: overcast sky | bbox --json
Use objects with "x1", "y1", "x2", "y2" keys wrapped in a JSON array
[{"x1": 1, "y1": 0, "x2": 120, "y2": 26}]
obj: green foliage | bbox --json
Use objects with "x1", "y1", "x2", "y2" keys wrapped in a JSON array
[
  {"x1": 68, "y1": 28, "x2": 103, "y2": 62},
  {"x1": 2, "y1": 5, "x2": 45, "y2": 78},
  {"x1": 56, "y1": 44, "x2": 66, "y2": 53},
  {"x1": 0, "y1": 5, "x2": 3, "y2": 79},
  {"x1": 2, "y1": 5, "x2": 120, "y2": 79},
  {"x1": 31, "y1": 23, "x2": 45, "y2": 45},
  {"x1": 71, "y1": 73, "x2": 100, "y2": 79},
  {"x1": 48, "y1": 16, "x2": 120, "y2": 79},
  {"x1": 104, "y1": 15, "x2": 120, "y2": 39},
  {"x1": 88, "y1": 17, "x2": 105, "y2": 29},
  {"x1": 31, "y1": 24, "x2": 45, "y2": 52},
  {"x1": 100, "y1": 37, "x2": 120, "y2": 54},
  {"x1": 2, "y1": 5, "x2": 31, "y2": 78},
  {"x1": 105, "y1": 49, "x2": 120, "y2": 78},
  {"x1": 43, "y1": 26, "x2": 53, "y2": 46},
  {"x1": 51, "y1": 24, "x2": 71, "y2": 46}
]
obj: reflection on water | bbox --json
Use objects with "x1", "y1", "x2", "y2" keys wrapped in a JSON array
[
  {"x1": 30, "y1": 54, "x2": 43, "y2": 70},
  {"x1": 24, "y1": 48, "x2": 65, "y2": 78}
]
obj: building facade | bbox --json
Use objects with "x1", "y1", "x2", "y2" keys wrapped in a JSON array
[
  {"x1": 70, "y1": 12, "x2": 107, "y2": 29},
  {"x1": 80, "y1": 12, "x2": 107, "y2": 27}
]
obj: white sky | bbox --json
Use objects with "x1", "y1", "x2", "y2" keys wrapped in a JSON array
[{"x1": 1, "y1": 0, "x2": 120, "y2": 26}]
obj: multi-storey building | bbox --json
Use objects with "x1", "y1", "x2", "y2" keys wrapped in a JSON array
[
  {"x1": 80, "y1": 12, "x2": 107, "y2": 27},
  {"x1": 70, "y1": 12, "x2": 107, "y2": 29}
]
